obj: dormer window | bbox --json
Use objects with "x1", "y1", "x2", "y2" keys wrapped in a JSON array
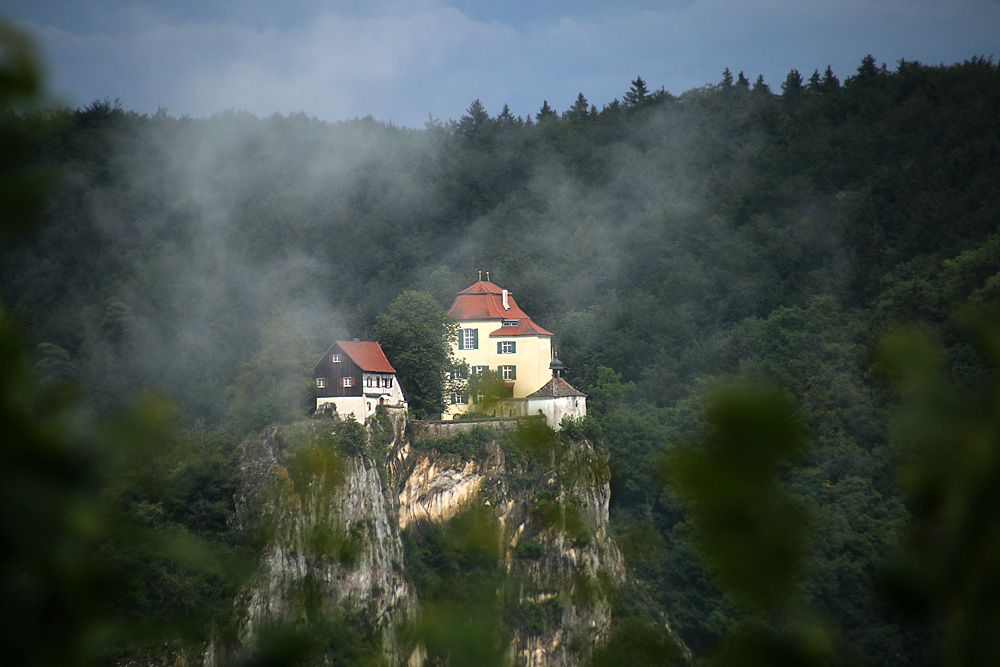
[{"x1": 502, "y1": 319, "x2": 519, "y2": 327}]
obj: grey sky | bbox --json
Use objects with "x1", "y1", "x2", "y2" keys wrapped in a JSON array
[{"x1": 5, "y1": 0, "x2": 999, "y2": 127}]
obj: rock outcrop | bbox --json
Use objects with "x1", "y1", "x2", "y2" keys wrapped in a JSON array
[{"x1": 218, "y1": 409, "x2": 657, "y2": 666}]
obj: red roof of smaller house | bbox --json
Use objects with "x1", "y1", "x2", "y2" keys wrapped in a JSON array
[
  {"x1": 526, "y1": 377, "x2": 587, "y2": 398},
  {"x1": 336, "y1": 340, "x2": 397, "y2": 373}
]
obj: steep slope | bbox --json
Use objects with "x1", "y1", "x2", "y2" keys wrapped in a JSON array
[{"x1": 219, "y1": 411, "x2": 681, "y2": 665}]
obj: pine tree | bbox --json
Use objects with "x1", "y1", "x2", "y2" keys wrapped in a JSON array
[
  {"x1": 535, "y1": 100, "x2": 557, "y2": 123},
  {"x1": 781, "y1": 69, "x2": 804, "y2": 97},
  {"x1": 720, "y1": 68, "x2": 734, "y2": 88},
  {"x1": 496, "y1": 103, "x2": 516, "y2": 127},
  {"x1": 822, "y1": 65, "x2": 840, "y2": 91},
  {"x1": 457, "y1": 99, "x2": 489, "y2": 139},
  {"x1": 752, "y1": 74, "x2": 771, "y2": 95},
  {"x1": 623, "y1": 76, "x2": 650, "y2": 107},
  {"x1": 564, "y1": 93, "x2": 590, "y2": 121},
  {"x1": 808, "y1": 69, "x2": 822, "y2": 92}
]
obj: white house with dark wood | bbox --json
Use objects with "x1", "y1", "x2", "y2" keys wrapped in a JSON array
[{"x1": 313, "y1": 339, "x2": 407, "y2": 421}]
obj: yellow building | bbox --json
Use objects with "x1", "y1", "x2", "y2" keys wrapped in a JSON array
[{"x1": 444, "y1": 278, "x2": 554, "y2": 417}]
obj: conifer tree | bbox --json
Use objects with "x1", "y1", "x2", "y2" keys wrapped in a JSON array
[
  {"x1": 623, "y1": 76, "x2": 650, "y2": 107},
  {"x1": 808, "y1": 69, "x2": 823, "y2": 91},
  {"x1": 781, "y1": 69, "x2": 804, "y2": 97},
  {"x1": 565, "y1": 93, "x2": 590, "y2": 121},
  {"x1": 822, "y1": 65, "x2": 840, "y2": 90},
  {"x1": 535, "y1": 100, "x2": 557, "y2": 123},
  {"x1": 457, "y1": 99, "x2": 489, "y2": 139},
  {"x1": 496, "y1": 103, "x2": 516, "y2": 125}
]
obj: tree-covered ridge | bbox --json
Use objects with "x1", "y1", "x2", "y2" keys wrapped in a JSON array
[{"x1": 3, "y1": 55, "x2": 1000, "y2": 664}]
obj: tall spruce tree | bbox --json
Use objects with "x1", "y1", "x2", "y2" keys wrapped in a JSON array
[{"x1": 624, "y1": 75, "x2": 650, "y2": 107}]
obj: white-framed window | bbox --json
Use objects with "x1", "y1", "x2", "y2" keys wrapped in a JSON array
[
  {"x1": 502, "y1": 319, "x2": 519, "y2": 327},
  {"x1": 331, "y1": 353, "x2": 341, "y2": 363},
  {"x1": 385, "y1": 377, "x2": 393, "y2": 388},
  {"x1": 500, "y1": 365, "x2": 516, "y2": 380},
  {"x1": 460, "y1": 328, "x2": 478, "y2": 350},
  {"x1": 470, "y1": 365, "x2": 488, "y2": 375},
  {"x1": 451, "y1": 393, "x2": 467, "y2": 405},
  {"x1": 342, "y1": 377, "x2": 354, "y2": 388},
  {"x1": 450, "y1": 368, "x2": 468, "y2": 381},
  {"x1": 366, "y1": 376, "x2": 373, "y2": 387},
  {"x1": 498, "y1": 341, "x2": 515, "y2": 354},
  {"x1": 316, "y1": 378, "x2": 327, "y2": 388}
]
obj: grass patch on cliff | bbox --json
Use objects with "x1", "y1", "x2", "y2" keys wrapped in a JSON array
[
  {"x1": 280, "y1": 419, "x2": 367, "y2": 493},
  {"x1": 512, "y1": 597, "x2": 565, "y2": 637},
  {"x1": 531, "y1": 489, "x2": 593, "y2": 547},
  {"x1": 412, "y1": 424, "x2": 496, "y2": 459}
]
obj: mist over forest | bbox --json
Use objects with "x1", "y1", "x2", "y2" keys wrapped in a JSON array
[{"x1": 4, "y1": 51, "x2": 1000, "y2": 665}]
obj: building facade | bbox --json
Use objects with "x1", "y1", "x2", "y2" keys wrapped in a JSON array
[
  {"x1": 313, "y1": 339, "x2": 407, "y2": 421},
  {"x1": 444, "y1": 279, "x2": 555, "y2": 418}
]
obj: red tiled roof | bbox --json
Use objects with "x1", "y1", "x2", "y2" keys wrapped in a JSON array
[
  {"x1": 447, "y1": 280, "x2": 553, "y2": 336},
  {"x1": 488, "y1": 319, "x2": 553, "y2": 337},
  {"x1": 526, "y1": 377, "x2": 587, "y2": 398},
  {"x1": 335, "y1": 341, "x2": 397, "y2": 373}
]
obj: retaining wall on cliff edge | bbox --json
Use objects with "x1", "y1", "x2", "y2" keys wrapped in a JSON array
[{"x1": 408, "y1": 415, "x2": 545, "y2": 440}]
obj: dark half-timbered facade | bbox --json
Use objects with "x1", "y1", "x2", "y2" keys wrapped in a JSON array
[{"x1": 313, "y1": 339, "x2": 407, "y2": 420}]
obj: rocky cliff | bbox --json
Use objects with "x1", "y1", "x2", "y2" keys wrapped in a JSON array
[{"x1": 217, "y1": 409, "x2": 660, "y2": 666}]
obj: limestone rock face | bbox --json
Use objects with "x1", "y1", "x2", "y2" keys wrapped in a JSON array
[
  {"x1": 393, "y1": 431, "x2": 625, "y2": 667},
  {"x1": 224, "y1": 415, "x2": 418, "y2": 665},
  {"x1": 222, "y1": 410, "x2": 644, "y2": 666}
]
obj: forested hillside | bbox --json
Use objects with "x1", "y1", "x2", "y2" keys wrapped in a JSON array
[{"x1": 4, "y1": 55, "x2": 1000, "y2": 664}]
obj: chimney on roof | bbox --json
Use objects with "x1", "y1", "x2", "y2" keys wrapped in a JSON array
[
  {"x1": 502, "y1": 289, "x2": 509, "y2": 310},
  {"x1": 478, "y1": 270, "x2": 482, "y2": 281},
  {"x1": 486, "y1": 271, "x2": 490, "y2": 282},
  {"x1": 353, "y1": 337, "x2": 360, "y2": 343}
]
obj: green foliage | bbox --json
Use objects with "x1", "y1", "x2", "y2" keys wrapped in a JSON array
[
  {"x1": 591, "y1": 617, "x2": 685, "y2": 667},
  {"x1": 375, "y1": 290, "x2": 459, "y2": 419},
  {"x1": 5, "y1": 49, "x2": 1000, "y2": 663},
  {"x1": 283, "y1": 423, "x2": 347, "y2": 494},
  {"x1": 413, "y1": 424, "x2": 497, "y2": 459},
  {"x1": 878, "y1": 320, "x2": 1000, "y2": 666},
  {"x1": 516, "y1": 597, "x2": 564, "y2": 636},
  {"x1": 402, "y1": 505, "x2": 508, "y2": 666},
  {"x1": 513, "y1": 537, "x2": 544, "y2": 559},
  {"x1": 465, "y1": 368, "x2": 511, "y2": 415},
  {"x1": 530, "y1": 488, "x2": 592, "y2": 547},
  {"x1": 250, "y1": 601, "x2": 387, "y2": 666},
  {"x1": 226, "y1": 311, "x2": 314, "y2": 435},
  {"x1": 558, "y1": 413, "x2": 603, "y2": 442}
]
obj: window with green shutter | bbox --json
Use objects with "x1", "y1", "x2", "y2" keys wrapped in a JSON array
[{"x1": 460, "y1": 328, "x2": 478, "y2": 350}]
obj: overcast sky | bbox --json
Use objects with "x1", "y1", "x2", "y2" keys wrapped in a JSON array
[{"x1": 5, "y1": 0, "x2": 999, "y2": 127}]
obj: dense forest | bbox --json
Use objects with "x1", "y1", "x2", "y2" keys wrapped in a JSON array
[{"x1": 4, "y1": 44, "x2": 1000, "y2": 665}]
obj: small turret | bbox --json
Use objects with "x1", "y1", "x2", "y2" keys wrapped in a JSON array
[{"x1": 549, "y1": 353, "x2": 567, "y2": 378}]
